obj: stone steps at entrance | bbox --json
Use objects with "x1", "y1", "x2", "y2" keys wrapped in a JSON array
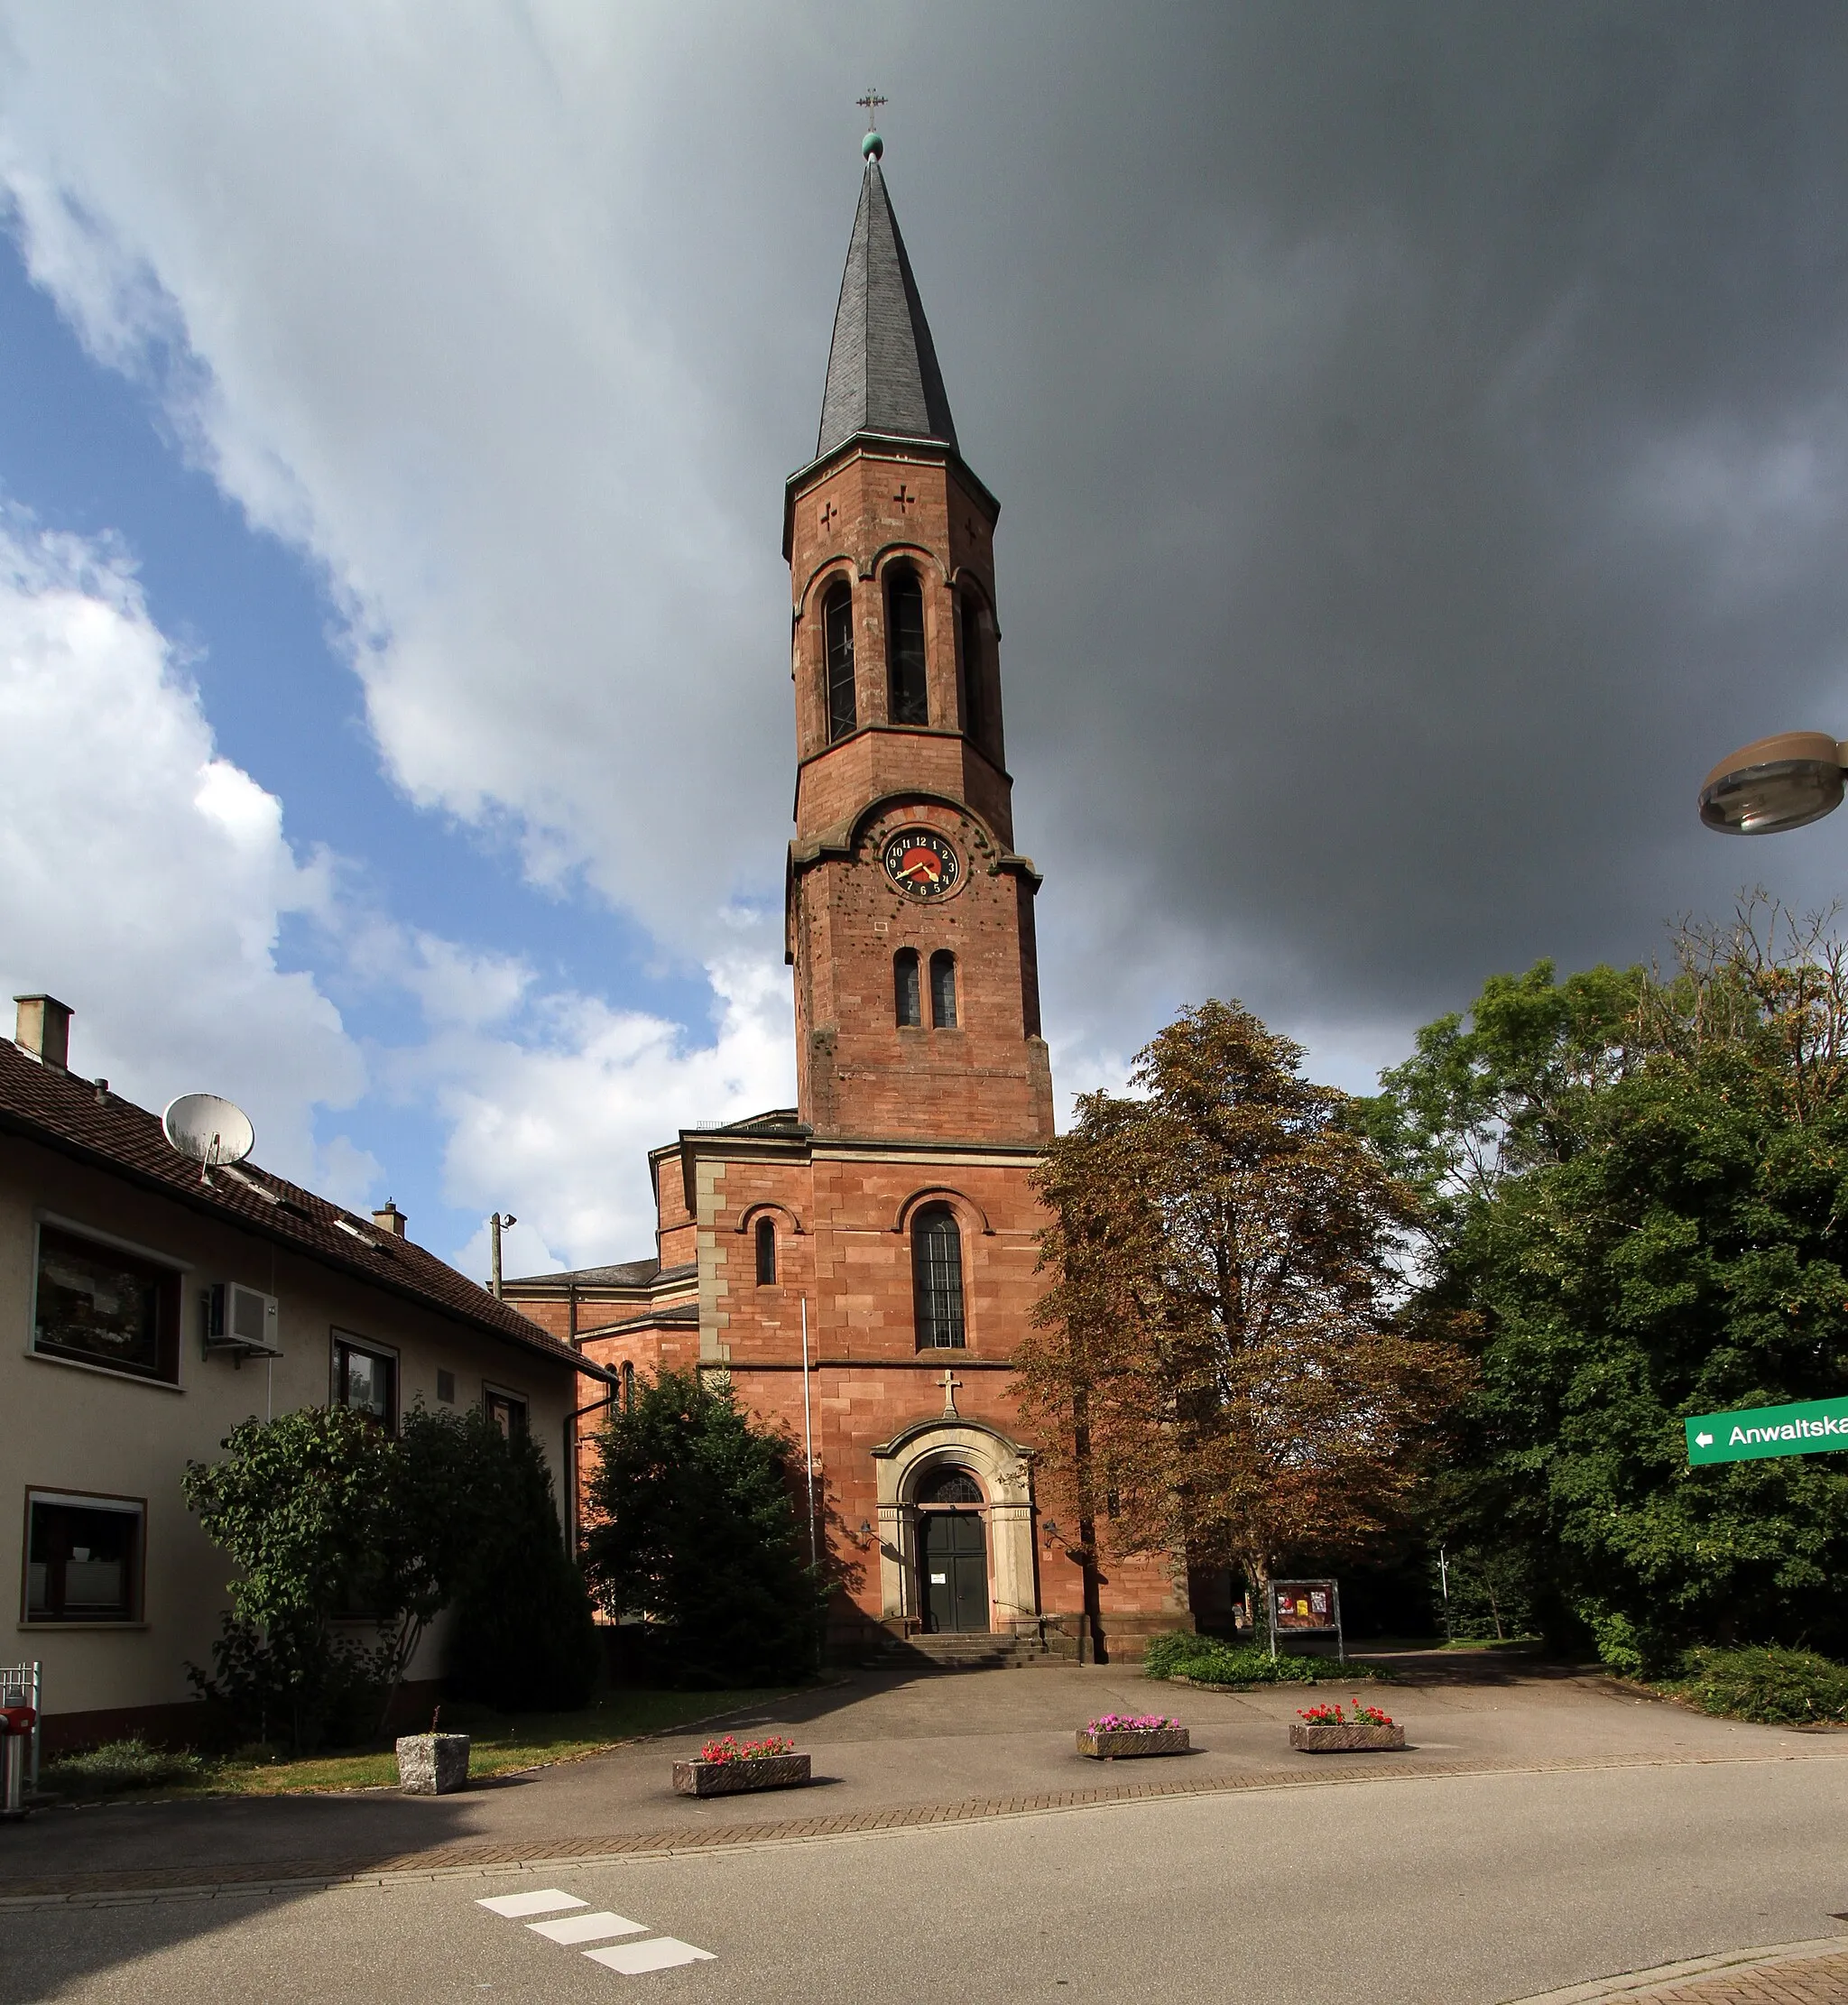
[{"x1": 873, "y1": 1630, "x2": 1079, "y2": 1671}]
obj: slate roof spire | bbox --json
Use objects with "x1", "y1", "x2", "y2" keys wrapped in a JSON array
[{"x1": 816, "y1": 143, "x2": 959, "y2": 460}]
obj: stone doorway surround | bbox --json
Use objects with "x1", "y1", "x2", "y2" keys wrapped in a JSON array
[{"x1": 869, "y1": 1417, "x2": 1038, "y2": 1629}]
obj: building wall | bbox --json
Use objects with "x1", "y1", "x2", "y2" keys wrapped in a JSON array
[{"x1": 0, "y1": 1134, "x2": 578, "y2": 1739}]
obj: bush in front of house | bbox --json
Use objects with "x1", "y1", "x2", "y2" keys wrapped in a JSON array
[
  {"x1": 581, "y1": 1369, "x2": 828, "y2": 1688},
  {"x1": 42, "y1": 1738, "x2": 207, "y2": 1798},
  {"x1": 1669, "y1": 1645, "x2": 1848, "y2": 1724},
  {"x1": 1141, "y1": 1629, "x2": 1375, "y2": 1686},
  {"x1": 446, "y1": 1420, "x2": 598, "y2": 1713}
]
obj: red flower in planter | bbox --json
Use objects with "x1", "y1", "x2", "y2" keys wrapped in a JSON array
[{"x1": 699, "y1": 1734, "x2": 797, "y2": 1764}]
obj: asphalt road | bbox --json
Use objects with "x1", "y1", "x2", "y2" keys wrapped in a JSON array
[{"x1": 6, "y1": 1757, "x2": 1846, "y2": 2005}]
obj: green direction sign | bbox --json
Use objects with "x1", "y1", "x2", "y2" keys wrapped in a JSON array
[{"x1": 1686, "y1": 1396, "x2": 1848, "y2": 1465}]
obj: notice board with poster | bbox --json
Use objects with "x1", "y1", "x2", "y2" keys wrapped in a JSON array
[{"x1": 1268, "y1": 1579, "x2": 1344, "y2": 1660}]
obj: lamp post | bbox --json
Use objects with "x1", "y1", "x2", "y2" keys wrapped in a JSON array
[{"x1": 1699, "y1": 732, "x2": 1848, "y2": 836}]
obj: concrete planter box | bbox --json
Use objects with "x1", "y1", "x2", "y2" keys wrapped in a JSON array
[
  {"x1": 395, "y1": 1732, "x2": 470, "y2": 1794},
  {"x1": 1076, "y1": 1726, "x2": 1191, "y2": 1760},
  {"x1": 671, "y1": 1752, "x2": 811, "y2": 1797},
  {"x1": 1289, "y1": 1723, "x2": 1406, "y2": 1753}
]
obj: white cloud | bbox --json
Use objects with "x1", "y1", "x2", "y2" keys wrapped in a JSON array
[{"x1": 0, "y1": 515, "x2": 361, "y2": 1173}]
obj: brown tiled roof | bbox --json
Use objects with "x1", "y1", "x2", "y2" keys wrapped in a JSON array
[{"x1": 0, "y1": 1040, "x2": 605, "y2": 1381}]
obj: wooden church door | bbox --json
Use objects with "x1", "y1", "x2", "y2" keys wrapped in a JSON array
[{"x1": 919, "y1": 1511, "x2": 989, "y2": 1632}]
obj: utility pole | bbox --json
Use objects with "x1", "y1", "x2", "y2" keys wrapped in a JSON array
[
  {"x1": 1437, "y1": 1545, "x2": 1454, "y2": 1644},
  {"x1": 488, "y1": 1213, "x2": 517, "y2": 1299}
]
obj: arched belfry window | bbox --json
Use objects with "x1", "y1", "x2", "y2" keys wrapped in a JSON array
[
  {"x1": 754, "y1": 1216, "x2": 777, "y2": 1285},
  {"x1": 957, "y1": 591, "x2": 987, "y2": 747},
  {"x1": 894, "y1": 948, "x2": 922, "y2": 1027},
  {"x1": 930, "y1": 950, "x2": 957, "y2": 1029},
  {"x1": 913, "y1": 1205, "x2": 966, "y2": 1350},
  {"x1": 886, "y1": 566, "x2": 929, "y2": 725},
  {"x1": 824, "y1": 581, "x2": 855, "y2": 743}
]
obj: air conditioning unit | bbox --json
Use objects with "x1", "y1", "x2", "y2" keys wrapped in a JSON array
[{"x1": 203, "y1": 1281, "x2": 282, "y2": 1359}]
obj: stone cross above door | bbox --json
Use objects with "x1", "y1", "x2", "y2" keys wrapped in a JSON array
[{"x1": 938, "y1": 1367, "x2": 963, "y2": 1418}]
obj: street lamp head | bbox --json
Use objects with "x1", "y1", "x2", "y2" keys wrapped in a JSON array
[{"x1": 1699, "y1": 731, "x2": 1848, "y2": 836}]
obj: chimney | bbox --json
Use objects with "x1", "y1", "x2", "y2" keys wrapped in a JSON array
[
  {"x1": 14, "y1": 994, "x2": 72, "y2": 1071},
  {"x1": 373, "y1": 1199, "x2": 408, "y2": 1239}
]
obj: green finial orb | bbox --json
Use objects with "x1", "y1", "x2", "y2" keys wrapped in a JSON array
[{"x1": 863, "y1": 129, "x2": 883, "y2": 162}]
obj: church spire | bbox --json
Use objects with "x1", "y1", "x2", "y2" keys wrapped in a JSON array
[{"x1": 816, "y1": 143, "x2": 958, "y2": 460}]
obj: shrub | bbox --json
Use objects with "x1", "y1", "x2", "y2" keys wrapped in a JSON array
[
  {"x1": 1141, "y1": 1631, "x2": 1349, "y2": 1686},
  {"x1": 446, "y1": 1422, "x2": 598, "y2": 1713},
  {"x1": 1671, "y1": 1646, "x2": 1848, "y2": 1725},
  {"x1": 42, "y1": 1739, "x2": 207, "y2": 1797}
]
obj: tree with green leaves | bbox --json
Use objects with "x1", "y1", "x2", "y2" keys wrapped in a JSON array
[
  {"x1": 580, "y1": 1369, "x2": 825, "y2": 1687},
  {"x1": 1365, "y1": 899, "x2": 1848, "y2": 1672},
  {"x1": 1016, "y1": 999, "x2": 1470, "y2": 1621}
]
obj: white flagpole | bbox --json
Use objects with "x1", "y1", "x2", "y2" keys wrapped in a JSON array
[{"x1": 800, "y1": 1297, "x2": 818, "y2": 1569}]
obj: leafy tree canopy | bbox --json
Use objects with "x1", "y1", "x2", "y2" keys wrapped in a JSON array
[
  {"x1": 580, "y1": 1369, "x2": 825, "y2": 1687},
  {"x1": 1366, "y1": 899, "x2": 1848, "y2": 1670}
]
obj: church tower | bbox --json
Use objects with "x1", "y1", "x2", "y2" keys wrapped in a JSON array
[
  {"x1": 504, "y1": 128, "x2": 1188, "y2": 1664},
  {"x1": 783, "y1": 136, "x2": 1054, "y2": 1146}
]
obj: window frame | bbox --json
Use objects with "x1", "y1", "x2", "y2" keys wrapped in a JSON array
[
  {"x1": 957, "y1": 589, "x2": 987, "y2": 747},
  {"x1": 29, "y1": 1215, "x2": 187, "y2": 1387},
  {"x1": 822, "y1": 579, "x2": 856, "y2": 744},
  {"x1": 911, "y1": 1204, "x2": 967, "y2": 1351},
  {"x1": 22, "y1": 1487, "x2": 147, "y2": 1627},
  {"x1": 330, "y1": 1330, "x2": 400, "y2": 1433},
  {"x1": 484, "y1": 1385, "x2": 530, "y2": 1441},
  {"x1": 884, "y1": 563, "x2": 929, "y2": 726},
  {"x1": 894, "y1": 947, "x2": 923, "y2": 1028},
  {"x1": 929, "y1": 949, "x2": 958, "y2": 1030},
  {"x1": 754, "y1": 1215, "x2": 778, "y2": 1286}
]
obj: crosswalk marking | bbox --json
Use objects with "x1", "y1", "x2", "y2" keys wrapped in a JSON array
[
  {"x1": 477, "y1": 1890, "x2": 587, "y2": 1918},
  {"x1": 584, "y1": 1938, "x2": 717, "y2": 1974},
  {"x1": 528, "y1": 1912, "x2": 648, "y2": 1945}
]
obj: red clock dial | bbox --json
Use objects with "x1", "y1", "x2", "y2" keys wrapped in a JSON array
[{"x1": 882, "y1": 828, "x2": 960, "y2": 899}]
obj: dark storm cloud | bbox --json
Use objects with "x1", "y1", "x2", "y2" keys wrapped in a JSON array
[{"x1": 754, "y1": 5, "x2": 1848, "y2": 1067}]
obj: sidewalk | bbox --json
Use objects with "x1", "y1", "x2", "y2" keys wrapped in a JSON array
[
  {"x1": 1511, "y1": 1939, "x2": 1848, "y2": 2003},
  {"x1": 5, "y1": 1650, "x2": 1843, "y2": 1907}
]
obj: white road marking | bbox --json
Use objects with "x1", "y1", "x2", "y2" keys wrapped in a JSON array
[
  {"x1": 584, "y1": 1938, "x2": 718, "y2": 1973},
  {"x1": 528, "y1": 1912, "x2": 648, "y2": 1945},
  {"x1": 477, "y1": 1890, "x2": 587, "y2": 1918}
]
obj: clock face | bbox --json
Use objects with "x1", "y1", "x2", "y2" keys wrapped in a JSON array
[{"x1": 882, "y1": 828, "x2": 961, "y2": 900}]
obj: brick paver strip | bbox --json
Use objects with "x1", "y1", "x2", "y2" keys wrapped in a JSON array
[
  {"x1": 5, "y1": 1744, "x2": 1844, "y2": 1908},
  {"x1": 1626, "y1": 1952, "x2": 1848, "y2": 2002}
]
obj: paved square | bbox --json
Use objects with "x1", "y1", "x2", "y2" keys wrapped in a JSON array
[
  {"x1": 585, "y1": 1938, "x2": 718, "y2": 1973},
  {"x1": 476, "y1": 1889, "x2": 586, "y2": 1917}
]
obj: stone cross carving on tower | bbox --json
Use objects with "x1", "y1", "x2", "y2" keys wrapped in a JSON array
[{"x1": 938, "y1": 1366, "x2": 963, "y2": 1418}]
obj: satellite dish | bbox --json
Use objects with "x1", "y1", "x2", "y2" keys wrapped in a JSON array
[{"x1": 162, "y1": 1094, "x2": 255, "y2": 1170}]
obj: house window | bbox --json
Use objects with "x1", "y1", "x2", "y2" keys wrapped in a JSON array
[
  {"x1": 436, "y1": 1368, "x2": 456, "y2": 1405},
  {"x1": 886, "y1": 566, "x2": 929, "y2": 725},
  {"x1": 958, "y1": 591, "x2": 986, "y2": 746},
  {"x1": 332, "y1": 1333, "x2": 398, "y2": 1431},
  {"x1": 755, "y1": 1216, "x2": 778, "y2": 1285},
  {"x1": 32, "y1": 1224, "x2": 180, "y2": 1382},
  {"x1": 485, "y1": 1389, "x2": 528, "y2": 1440},
  {"x1": 622, "y1": 1360, "x2": 635, "y2": 1412},
  {"x1": 895, "y1": 947, "x2": 922, "y2": 1027},
  {"x1": 930, "y1": 950, "x2": 958, "y2": 1029},
  {"x1": 24, "y1": 1492, "x2": 144, "y2": 1623},
  {"x1": 823, "y1": 581, "x2": 855, "y2": 742},
  {"x1": 912, "y1": 1206, "x2": 966, "y2": 1350}
]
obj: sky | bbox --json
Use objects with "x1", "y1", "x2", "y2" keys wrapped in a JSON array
[{"x1": 4, "y1": 5, "x2": 1848, "y2": 1280}]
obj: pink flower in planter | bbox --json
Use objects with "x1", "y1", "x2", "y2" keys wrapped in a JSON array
[
  {"x1": 699, "y1": 1734, "x2": 797, "y2": 1764},
  {"x1": 1086, "y1": 1714, "x2": 1180, "y2": 1733}
]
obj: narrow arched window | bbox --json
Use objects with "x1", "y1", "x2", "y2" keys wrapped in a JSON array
[
  {"x1": 824, "y1": 581, "x2": 855, "y2": 743},
  {"x1": 754, "y1": 1216, "x2": 777, "y2": 1285},
  {"x1": 957, "y1": 591, "x2": 986, "y2": 746},
  {"x1": 886, "y1": 567, "x2": 928, "y2": 725},
  {"x1": 913, "y1": 1206, "x2": 966, "y2": 1350},
  {"x1": 621, "y1": 1360, "x2": 635, "y2": 1412},
  {"x1": 894, "y1": 948, "x2": 922, "y2": 1027},
  {"x1": 930, "y1": 950, "x2": 957, "y2": 1029}
]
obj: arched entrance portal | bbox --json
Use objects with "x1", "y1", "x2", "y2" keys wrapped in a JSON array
[
  {"x1": 915, "y1": 1466, "x2": 988, "y2": 1631},
  {"x1": 869, "y1": 1417, "x2": 1039, "y2": 1632}
]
